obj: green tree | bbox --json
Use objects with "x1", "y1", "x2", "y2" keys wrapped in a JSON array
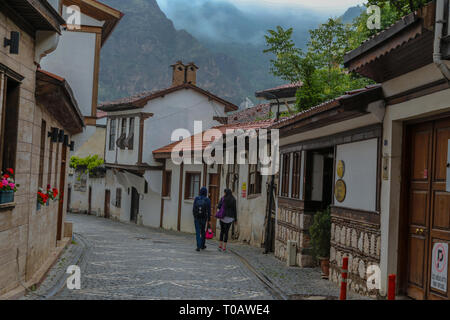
[
  {"x1": 366, "y1": 0, "x2": 428, "y2": 16},
  {"x1": 264, "y1": 18, "x2": 373, "y2": 111}
]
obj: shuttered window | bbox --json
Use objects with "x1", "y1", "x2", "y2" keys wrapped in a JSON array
[
  {"x1": 248, "y1": 164, "x2": 262, "y2": 195},
  {"x1": 115, "y1": 188, "x2": 122, "y2": 208},
  {"x1": 185, "y1": 172, "x2": 201, "y2": 199},
  {"x1": 291, "y1": 152, "x2": 301, "y2": 199},
  {"x1": 281, "y1": 153, "x2": 290, "y2": 197},
  {"x1": 162, "y1": 171, "x2": 172, "y2": 197}
]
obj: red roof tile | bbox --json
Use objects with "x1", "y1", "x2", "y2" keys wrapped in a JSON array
[
  {"x1": 228, "y1": 103, "x2": 271, "y2": 124},
  {"x1": 153, "y1": 119, "x2": 275, "y2": 157}
]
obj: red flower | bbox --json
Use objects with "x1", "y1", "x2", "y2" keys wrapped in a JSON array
[
  {"x1": 7, "y1": 168, "x2": 13, "y2": 174},
  {"x1": 3, "y1": 174, "x2": 9, "y2": 179},
  {"x1": 47, "y1": 184, "x2": 51, "y2": 190}
]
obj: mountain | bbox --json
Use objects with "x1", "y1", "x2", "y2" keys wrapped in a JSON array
[
  {"x1": 340, "y1": 5, "x2": 365, "y2": 23},
  {"x1": 99, "y1": 0, "x2": 284, "y2": 106},
  {"x1": 98, "y1": 0, "x2": 363, "y2": 106}
]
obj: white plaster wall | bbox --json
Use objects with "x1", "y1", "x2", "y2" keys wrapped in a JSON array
[
  {"x1": 141, "y1": 90, "x2": 226, "y2": 165},
  {"x1": 162, "y1": 160, "x2": 180, "y2": 231},
  {"x1": 335, "y1": 139, "x2": 378, "y2": 212},
  {"x1": 40, "y1": 31, "x2": 96, "y2": 117}
]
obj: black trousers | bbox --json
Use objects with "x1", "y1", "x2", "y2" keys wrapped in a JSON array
[{"x1": 219, "y1": 220, "x2": 232, "y2": 243}]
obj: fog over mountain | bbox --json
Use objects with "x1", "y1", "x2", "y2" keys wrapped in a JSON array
[{"x1": 98, "y1": 0, "x2": 363, "y2": 107}]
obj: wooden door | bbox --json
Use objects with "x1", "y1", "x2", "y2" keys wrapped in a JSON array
[
  {"x1": 104, "y1": 190, "x2": 110, "y2": 219},
  {"x1": 406, "y1": 122, "x2": 433, "y2": 300},
  {"x1": 428, "y1": 118, "x2": 450, "y2": 300},
  {"x1": 208, "y1": 173, "x2": 220, "y2": 234},
  {"x1": 405, "y1": 119, "x2": 450, "y2": 300},
  {"x1": 130, "y1": 187, "x2": 139, "y2": 223}
]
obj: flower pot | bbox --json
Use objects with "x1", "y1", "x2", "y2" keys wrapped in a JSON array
[
  {"x1": 319, "y1": 257, "x2": 330, "y2": 279},
  {"x1": 0, "y1": 190, "x2": 14, "y2": 204}
]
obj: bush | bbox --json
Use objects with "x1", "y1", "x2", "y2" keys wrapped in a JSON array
[{"x1": 309, "y1": 207, "x2": 331, "y2": 259}]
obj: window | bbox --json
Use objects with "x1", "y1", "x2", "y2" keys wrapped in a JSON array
[
  {"x1": 109, "y1": 119, "x2": 116, "y2": 150},
  {"x1": 248, "y1": 164, "x2": 262, "y2": 195},
  {"x1": 185, "y1": 172, "x2": 201, "y2": 199},
  {"x1": 144, "y1": 180, "x2": 148, "y2": 194},
  {"x1": 0, "y1": 77, "x2": 20, "y2": 172},
  {"x1": 281, "y1": 153, "x2": 290, "y2": 197},
  {"x1": 291, "y1": 152, "x2": 301, "y2": 199},
  {"x1": 127, "y1": 117, "x2": 135, "y2": 150},
  {"x1": 162, "y1": 170, "x2": 172, "y2": 197},
  {"x1": 54, "y1": 142, "x2": 60, "y2": 188},
  {"x1": 115, "y1": 188, "x2": 122, "y2": 208},
  {"x1": 38, "y1": 120, "x2": 47, "y2": 188}
]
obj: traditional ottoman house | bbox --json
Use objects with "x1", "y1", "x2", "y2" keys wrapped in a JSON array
[
  {"x1": 98, "y1": 62, "x2": 238, "y2": 226},
  {"x1": 271, "y1": 84, "x2": 385, "y2": 297},
  {"x1": 0, "y1": 0, "x2": 84, "y2": 298},
  {"x1": 39, "y1": 0, "x2": 122, "y2": 215},
  {"x1": 153, "y1": 119, "x2": 275, "y2": 246},
  {"x1": 344, "y1": 0, "x2": 450, "y2": 300}
]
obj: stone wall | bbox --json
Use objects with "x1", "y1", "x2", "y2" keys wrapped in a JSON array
[
  {"x1": 329, "y1": 207, "x2": 381, "y2": 297},
  {"x1": 0, "y1": 12, "x2": 70, "y2": 296},
  {"x1": 274, "y1": 198, "x2": 314, "y2": 267}
]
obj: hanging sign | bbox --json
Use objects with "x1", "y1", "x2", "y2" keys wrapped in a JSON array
[
  {"x1": 242, "y1": 182, "x2": 247, "y2": 198},
  {"x1": 334, "y1": 179, "x2": 346, "y2": 203},
  {"x1": 431, "y1": 242, "x2": 448, "y2": 292},
  {"x1": 337, "y1": 160, "x2": 345, "y2": 178},
  {"x1": 446, "y1": 140, "x2": 450, "y2": 192}
]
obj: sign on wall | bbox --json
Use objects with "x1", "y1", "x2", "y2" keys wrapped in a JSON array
[
  {"x1": 431, "y1": 242, "x2": 448, "y2": 293},
  {"x1": 334, "y1": 180, "x2": 346, "y2": 203},
  {"x1": 446, "y1": 140, "x2": 450, "y2": 192},
  {"x1": 242, "y1": 182, "x2": 247, "y2": 198},
  {"x1": 337, "y1": 160, "x2": 345, "y2": 178}
]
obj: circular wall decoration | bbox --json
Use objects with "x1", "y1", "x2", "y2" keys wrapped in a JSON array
[
  {"x1": 334, "y1": 179, "x2": 347, "y2": 203},
  {"x1": 337, "y1": 160, "x2": 345, "y2": 178}
]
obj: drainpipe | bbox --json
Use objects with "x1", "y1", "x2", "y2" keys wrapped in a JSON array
[{"x1": 434, "y1": 0, "x2": 450, "y2": 80}]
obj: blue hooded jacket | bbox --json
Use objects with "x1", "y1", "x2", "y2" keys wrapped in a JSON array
[{"x1": 193, "y1": 187, "x2": 211, "y2": 220}]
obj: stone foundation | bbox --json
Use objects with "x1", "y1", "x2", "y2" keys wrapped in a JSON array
[
  {"x1": 274, "y1": 198, "x2": 314, "y2": 267},
  {"x1": 329, "y1": 207, "x2": 381, "y2": 297}
]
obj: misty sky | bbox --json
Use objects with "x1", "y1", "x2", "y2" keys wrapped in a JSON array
[{"x1": 158, "y1": 0, "x2": 366, "y2": 16}]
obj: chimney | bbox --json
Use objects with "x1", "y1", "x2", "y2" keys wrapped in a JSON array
[
  {"x1": 185, "y1": 62, "x2": 199, "y2": 85},
  {"x1": 171, "y1": 61, "x2": 186, "y2": 86}
]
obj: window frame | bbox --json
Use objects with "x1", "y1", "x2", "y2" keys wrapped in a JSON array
[
  {"x1": 38, "y1": 119, "x2": 47, "y2": 188},
  {"x1": 281, "y1": 153, "x2": 290, "y2": 197},
  {"x1": 128, "y1": 117, "x2": 135, "y2": 150},
  {"x1": 162, "y1": 170, "x2": 172, "y2": 197},
  {"x1": 109, "y1": 119, "x2": 116, "y2": 151},
  {"x1": 115, "y1": 188, "x2": 122, "y2": 208},
  {"x1": 291, "y1": 152, "x2": 301, "y2": 199},
  {"x1": 185, "y1": 171, "x2": 201, "y2": 200},
  {"x1": 248, "y1": 164, "x2": 262, "y2": 196}
]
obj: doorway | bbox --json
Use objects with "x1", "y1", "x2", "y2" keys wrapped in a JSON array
[
  {"x1": 130, "y1": 187, "x2": 139, "y2": 223},
  {"x1": 208, "y1": 173, "x2": 220, "y2": 234},
  {"x1": 105, "y1": 189, "x2": 110, "y2": 219},
  {"x1": 88, "y1": 186, "x2": 92, "y2": 215},
  {"x1": 402, "y1": 118, "x2": 450, "y2": 300},
  {"x1": 304, "y1": 147, "x2": 335, "y2": 213}
]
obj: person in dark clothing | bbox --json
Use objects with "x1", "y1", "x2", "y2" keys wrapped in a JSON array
[
  {"x1": 193, "y1": 187, "x2": 211, "y2": 252},
  {"x1": 217, "y1": 189, "x2": 237, "y2": 252}
]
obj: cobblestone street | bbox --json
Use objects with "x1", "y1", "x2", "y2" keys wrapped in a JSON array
[{"x1": 23, "y1": 213, "x2": 366, "y2": 300}]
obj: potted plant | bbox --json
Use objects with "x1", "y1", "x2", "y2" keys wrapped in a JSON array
[
  {"x1": 309, "y1": 207, "x2": 331, "y2": 279},
  {"x1": 37, "y1": 188, "x2": 50, "y2": 210},
  {"x1": 45, "y1": 185, "x2": 59, "y2": 204},
  {"x1": 0, "y1": 168, "x2": 19, "y2": 204}
]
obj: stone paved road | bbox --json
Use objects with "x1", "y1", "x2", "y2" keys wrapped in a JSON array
[{"x1": 48, "y1": 213, "x2": 274, "y2": 300}]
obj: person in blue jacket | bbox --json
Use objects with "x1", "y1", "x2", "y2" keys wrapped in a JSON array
[{"x1": 193, "y1": 187, "x2": 211, "y2": 251}]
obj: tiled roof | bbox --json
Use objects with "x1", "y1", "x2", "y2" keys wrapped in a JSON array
[
  {"x1": 227, "y1": 103, "x2": 271, "y2": 124},
  {"x1": 98, "y1": 83, "x2": 238, "y2": 112},
  {"x1": 153, "y1": 119, "x2": 275, "y2": 156},
  {"x1": 270, "y1": 84, "x2": 382, "y2": 129}
]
